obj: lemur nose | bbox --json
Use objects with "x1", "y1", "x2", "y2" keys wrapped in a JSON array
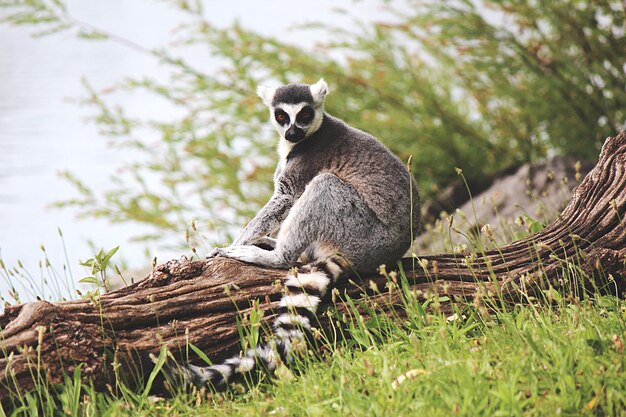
[{"x1": 285, "y1": 125, "x2": 304, "y2": 142}]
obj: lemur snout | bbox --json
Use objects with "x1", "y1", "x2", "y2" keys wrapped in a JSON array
[{"x1": 285, "y1": 125, "x2": 304, "y2": 142}]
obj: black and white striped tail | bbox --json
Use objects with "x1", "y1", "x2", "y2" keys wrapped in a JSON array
[{"x1": 173, "y1": 257, "x2": 344, "y2": 390}]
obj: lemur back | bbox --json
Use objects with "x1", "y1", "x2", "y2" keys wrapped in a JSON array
[{"x1": 173, "y1": 79, "x2": 420, "y2": 389}]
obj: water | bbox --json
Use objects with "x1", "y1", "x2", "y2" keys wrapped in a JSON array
[{"x1": 0, "y1": 0, "x2": 383, "y2": 302}]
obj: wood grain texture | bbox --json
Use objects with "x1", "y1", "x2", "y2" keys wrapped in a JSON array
[{"x1": 1, "y1": 132, "x2": 625, "y2": 401}]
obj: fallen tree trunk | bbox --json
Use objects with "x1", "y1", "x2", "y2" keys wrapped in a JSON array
[{"x1": 1, "y1": 132, "x2": 625, "y2": 402}]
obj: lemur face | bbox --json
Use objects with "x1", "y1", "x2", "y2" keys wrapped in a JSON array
[
  {"x1": 257, "y1": 79, "x2": 328, "y2": 143},
  {"x1": 272, "y1": 103, "x2": 316, "y2": 143}
]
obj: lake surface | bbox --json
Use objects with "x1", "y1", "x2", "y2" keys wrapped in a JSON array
[{"x1": 0, "y1": 0, "x2": 382, "y2": 302}]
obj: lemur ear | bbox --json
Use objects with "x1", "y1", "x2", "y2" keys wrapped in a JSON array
[
  {"x1": 257, "y1": 85, "x2": 276, "y2": 107},
  {"x1": 310, "y1": 79, "x2": 329, "y2": 106}
]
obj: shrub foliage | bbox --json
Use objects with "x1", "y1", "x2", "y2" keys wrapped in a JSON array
[{"x1": 1, "y1": 0, "x2": 625, "y2": 246}]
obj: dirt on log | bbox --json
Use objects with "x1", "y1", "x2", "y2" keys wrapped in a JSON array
[{"x1": 1, "y1": 132, "x2": 625, "y2": 402}]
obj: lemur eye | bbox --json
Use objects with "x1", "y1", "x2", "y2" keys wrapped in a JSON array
[
  {"x1": 296, "y1": 106, "x2": 314, "y2": 124},
  {"x1": 275, "y1": 110, "x2": 289, "y2": 125}
]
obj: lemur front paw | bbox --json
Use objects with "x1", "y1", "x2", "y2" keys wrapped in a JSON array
[
  {"x1": 207, "y1": 246, "x2": 255, "y2": 260},
  {"x1": 220, "y1": 245, "x2": 263, "y2": 263},
  {"x1": 215, "y1": 245, "x2": 284, "y2": 267}
]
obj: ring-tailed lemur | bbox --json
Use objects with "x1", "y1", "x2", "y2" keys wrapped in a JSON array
[{"x1": 176, "y1": 79, "x2": 420, "y2": 389}]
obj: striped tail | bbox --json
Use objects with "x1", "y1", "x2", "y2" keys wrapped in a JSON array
[{"x1": 170, "y1": 257, "x2": 345, "y2": 390}]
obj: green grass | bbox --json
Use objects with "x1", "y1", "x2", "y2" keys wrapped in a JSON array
[
  {"x1": 264, "y1": 298, "x2": 626, "y2": 417},
  {"x1": 3, "y1": 292, "x2": 625, "y2": 416}
]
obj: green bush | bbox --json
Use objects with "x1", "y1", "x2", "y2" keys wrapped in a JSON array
[{"x1": 2, "y1": 0, "x2": 625, "y2": 248}]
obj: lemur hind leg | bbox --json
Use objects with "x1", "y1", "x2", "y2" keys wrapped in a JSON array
[
  {"x1": 275, "y1": 172, "x2": 382, "y2": 267},
  {"x1": 217, "y1": 172, "x2": 380, "y2": 269}
]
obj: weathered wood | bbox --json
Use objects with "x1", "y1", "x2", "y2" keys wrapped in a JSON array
[{"x1": 1, "y1": 132, "x2": 625, "y2": 402}]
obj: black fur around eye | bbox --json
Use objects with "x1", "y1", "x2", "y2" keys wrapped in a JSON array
[
  {"x1": 275, "y1": 110, "x2": 289, "y2": 126},
  {"x1": 296, "y1": 106, "x2": 314, "y2": 125}
]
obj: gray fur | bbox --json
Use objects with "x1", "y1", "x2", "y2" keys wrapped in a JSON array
[
  {"x1": 272, "y1": 83, "x2": 313, "y2": 106},
  {"x1": 191, "y1": 79, "x2": 420, "y2": 389}
]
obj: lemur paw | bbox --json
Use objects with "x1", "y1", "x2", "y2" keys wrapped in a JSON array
[
  {"x1": 220, "y1": 245, "x2": 262, "y2": 263},
  {"x1": 217, "y1": 245, "x2": 281, "y2": 267}
]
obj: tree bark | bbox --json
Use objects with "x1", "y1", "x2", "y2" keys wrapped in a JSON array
[{"x1": 1, "y1": 132, "x2": 625, "y2": 402}]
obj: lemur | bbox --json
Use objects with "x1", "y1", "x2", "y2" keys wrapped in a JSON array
[{"x1": 176, "y1": 79, "x2": 420, "y2": 389}]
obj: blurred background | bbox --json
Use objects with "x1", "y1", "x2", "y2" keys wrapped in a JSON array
[{"x1": 0, "y1": 0, "x2": 624, "y2": 303}]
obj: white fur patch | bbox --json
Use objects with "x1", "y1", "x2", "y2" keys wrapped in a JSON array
[
  {"x1": 236, "y1": 356, "x2": 255, "y2": 373},
  {"x1": 277, "y1": 138, "x2": 295, "y2": 162},
  {"x1": 274, "y1": 327, "x2": 305, "y2": 340},
  {"x1": 310, "y1": 78, "x2": 329, "y2": 105},
  {"x1": 285, "y1": 271, "x2": 330, "y2": 295},
  {"x1": 325, "y1": 260, "x2": 343, "y2": 280},
  {"x1": 275, "y1": 313, "x2": 311, "y2": 328},
  {"x1": 257, "y1": 85, "x2": 276, "y2": 106},
  {"x1": 279, "y1": 293, "x2": 320, "y2": 311},
  {"x1": 209, "y1": 364, "x2": 232, "y2": 379},
  {"x1": 280, "y1": 103, "x2": 308, "y2": 121},
  {"x1": 256, "y1": 344, "x2": 277, "y2": 368}
]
